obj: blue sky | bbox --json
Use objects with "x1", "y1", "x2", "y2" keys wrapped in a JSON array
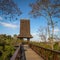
[{"x1": 0, "y1": 0, "x2": 60, "y2": 41}]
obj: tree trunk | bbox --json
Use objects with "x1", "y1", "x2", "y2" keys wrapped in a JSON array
[{"x1": 48, "y1": 23, "x2": 50, "y2": 39}]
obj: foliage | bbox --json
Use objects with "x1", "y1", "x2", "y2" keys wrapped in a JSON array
[
  {"x1": 30, "y1": 0, "x2": 60, "y2": 41},
  {"x1": 0, "y1": 0, "x2": 22, "y2": 21},
  {"x1": 0, "y1": 34, "x2": 21, "y2": 60},
  {"x1": 53, "y1": 42, "x2": 60, "y2": 51},
  {"x1": 30, "y1": 41, "x2": 60, "y2": 50},
  {"x1": 30, "y1": 0, "x2": 60, "y2": 18},
  {"x1": 0, "y1": 46, "x2": 15, "y2": 60}
]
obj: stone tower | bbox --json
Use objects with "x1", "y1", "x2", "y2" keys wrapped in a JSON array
[{"x1": 18, "y1": 19, "x2": 33, "y2": 41}]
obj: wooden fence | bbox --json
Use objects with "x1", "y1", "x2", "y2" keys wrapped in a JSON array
[
  {"x1": 29, "y1": 44, "x2": 60, "y2": 60},
  {"x1": 10, "y1": 45, "x2": 26, "y2": 60}
]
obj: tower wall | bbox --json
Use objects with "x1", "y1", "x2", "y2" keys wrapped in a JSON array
[{"x1": 18, "y1": 19, "x2": 33, "y2": 39}]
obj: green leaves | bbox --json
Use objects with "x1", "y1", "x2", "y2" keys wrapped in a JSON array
[
  {"x1": 0, "y1": 34, "x2": 15, "y2": 60},
  {"x1": 0, "y1": 0, "x2": 22, "y2": 21}
]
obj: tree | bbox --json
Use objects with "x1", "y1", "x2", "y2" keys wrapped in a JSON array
[
  {"x1": 0, "y1": 0, "x2": 22, "y2": 21},
  {"x1": 30, "y1": 0, "x2": 60, "y2": 38},
  {"x1": 38, "y1": 26, "x2": 47, "y2": 42},
  {"x1": 30, "y1": 0, "x2": 60, "y2": 49},
  {"x1": 13, "y1": 34, "x2": 17, "y2": 40}
]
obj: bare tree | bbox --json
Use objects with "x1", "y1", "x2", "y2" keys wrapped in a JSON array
[
  {"x1": 30, "y1": 0, "x2": 60, "y2": 49},
  {"x1": 38, "y1": 27, "x2": 47, "y2": 42},
  {"x1": 0, "y1": 0, "x2": 22, "y2": 21},
  {"x1": 30, "y1": 0, "x2": 60, "y2": 38}
]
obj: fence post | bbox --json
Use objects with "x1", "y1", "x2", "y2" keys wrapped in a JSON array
[{"x1": 53, "y1": 53, "x2": 59, "y2": 60}]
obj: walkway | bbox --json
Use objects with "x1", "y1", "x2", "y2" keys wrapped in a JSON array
[{"x1": 24, "y1": 45, "x2": 44, "y2": 60}]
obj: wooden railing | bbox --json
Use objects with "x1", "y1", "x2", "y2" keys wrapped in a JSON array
[
  {"x1": 10, "y1": 46, "x2": 20, "y2": 60},
  {"x1": 10, "y1": 45, "x2": 26, "y2": 60},
  {"x1": 29, "y1": 44, "x2": 60, "y2": 60}
]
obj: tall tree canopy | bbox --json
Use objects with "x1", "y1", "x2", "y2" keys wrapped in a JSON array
[
  {"x1": 30, "y1": 0, "x2": 60, "y2": 18},
  {"x1": 30, "y1": 0, "x2": 60, "y2": 40},
  {"x1": 0, "y1": 0, "x2": 22, "y2": 21}
]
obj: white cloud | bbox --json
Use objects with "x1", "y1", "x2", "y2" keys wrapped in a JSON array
[
  {"x1": 0, "y1": 16, "x2": 3, "y2": 20},
  {"x1": 0, "y1": 22, "x2": 17, "y2": 28},
  {"x1": 31, "y1": 28, "x2": 60, "y2": 42},
  {"x1": 54, "y1": 28, "x2": 60, "y2": 32},
  {"x1": 54, "y1": 28, "x2": 60, "y2": 35},
  {"x1": 31, "y1": 33, "x2": 40, "y2": 42}
]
